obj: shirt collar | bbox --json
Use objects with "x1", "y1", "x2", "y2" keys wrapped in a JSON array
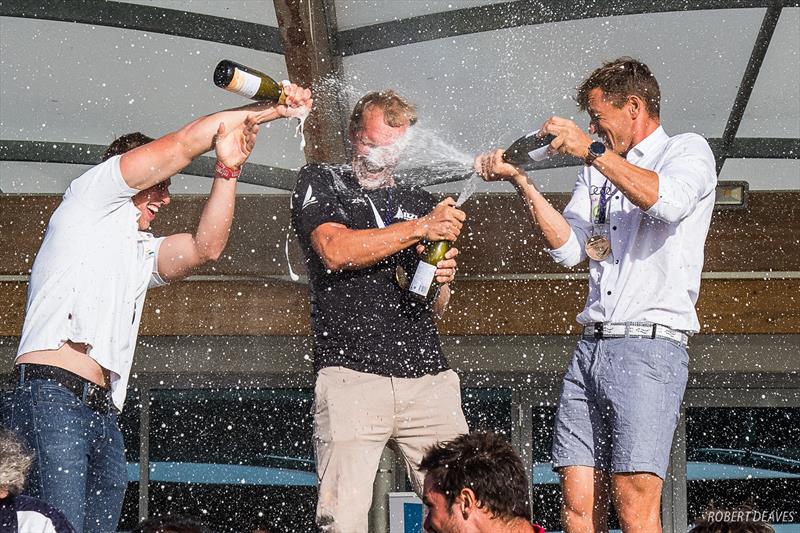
[{"x1": 627, "y1": 125, "x2": 668, "y2": 163}]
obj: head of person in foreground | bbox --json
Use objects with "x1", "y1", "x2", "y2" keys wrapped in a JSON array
[{"x1": 420, "y1": 432, "x2": 542, "y2": 533}]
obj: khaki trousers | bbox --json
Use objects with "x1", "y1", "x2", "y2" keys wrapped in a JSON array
[{"x1": 314, "y1": 366, "x2": 468, "y2": 533}]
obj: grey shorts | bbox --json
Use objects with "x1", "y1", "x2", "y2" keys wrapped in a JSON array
[{"x1": 551, "y1": 336, "x2": 689, "y2": 478}]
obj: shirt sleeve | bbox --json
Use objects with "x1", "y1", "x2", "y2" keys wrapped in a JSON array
[
  {"x1": 645, "y1": 134, "x2": 717, "y2": 223},
  {"x1": 148, "y1": 236, "x2": 168, "y2": 288},
  {"x1": 547, "y1": 169, "x2": 592, "y2": 268},
  {"x1": 291, "y1": 164, "x2": 350, "y2": 244},
  {"x1": 64, "y1": 155, "x2": 140, "y2": 214}
]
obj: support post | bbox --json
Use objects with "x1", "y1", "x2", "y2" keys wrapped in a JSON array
[
  {"x1": 273, "y1": 0, "x2": 349, "y2": 165},
  {"x1": 370, "y1": 446, "x2": 395, "y2": 533}
]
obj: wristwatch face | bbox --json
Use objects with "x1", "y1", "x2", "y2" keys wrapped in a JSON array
[{"x1": 590, "y1": 141, "x2": 606, "y2": 156}]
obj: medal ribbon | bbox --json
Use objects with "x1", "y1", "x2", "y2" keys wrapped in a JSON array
[
  {"x1": 589, "y1": 178, "x2": 617, "y2": 225},
  {"x1": 597, "y1": 183, "x2": 609, "y2": 224}
]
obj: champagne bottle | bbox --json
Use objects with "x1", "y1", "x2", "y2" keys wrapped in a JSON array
[
  {"x1": 213, "y1": 59, "x2": 286, "y2": 103},
  {"x1": 409, "y1": 240, "x2": 450, "y2": 299},
  {"x1": 502, "y1": 131, "x2": 556, "y2": 166}
]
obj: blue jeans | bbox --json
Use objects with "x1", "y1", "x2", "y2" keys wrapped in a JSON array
[{"x1": 1, "y1": 377, "x2": 127, "y2": 533}]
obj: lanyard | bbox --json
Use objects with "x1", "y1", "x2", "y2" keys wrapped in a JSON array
[
  {"x1": 589, "y1": 177, "x2": 617, "y2": 225},
  {"x1": 366, "y1": 188, "x2": 394, "y2": 228}
]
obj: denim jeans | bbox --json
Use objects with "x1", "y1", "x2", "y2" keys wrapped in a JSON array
[{"x1": 1, "y1": 377, "x2": 127, "y2": 533}]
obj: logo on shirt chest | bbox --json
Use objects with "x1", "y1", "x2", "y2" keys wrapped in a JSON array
[
  {"x1": 394, "y1": 206, "x2": 418, "y2": 221},
  {"x1": 349, "y1": 197, "x2": 367, "y2": 206}
]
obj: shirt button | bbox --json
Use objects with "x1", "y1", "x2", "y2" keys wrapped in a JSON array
[
  {"x1": 615, "y1": 260, "x2": 619, "y2": 264},
  {"x1": 612, "y1": 226, "x2": 617, "y2": 231},
  {"x1": 607, "y1": 291, "x2": 612, "y2": 295}
]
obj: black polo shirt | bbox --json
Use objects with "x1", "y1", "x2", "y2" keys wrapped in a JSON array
[{"x1": 290, "y1": 163, "x2": 449, "y2": 378}]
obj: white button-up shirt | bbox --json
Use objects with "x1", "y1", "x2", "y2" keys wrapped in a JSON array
[
  {"x1": 17, "y1": 156, "x2": 166, "y2": 410},
  {"x1": 548, "y1": 126, "x2": 717, "y2": 333}
]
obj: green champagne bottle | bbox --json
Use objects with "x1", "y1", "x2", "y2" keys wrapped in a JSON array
[
  {"x1": 502, "y1": 131, "x2": 556, "y2": 166},
  {"x1": 409, "y1": 240, "x2": 450, "y2": 299},
  {"x1": 213, "y1": 59, "x2": 286, "y2": 103}
]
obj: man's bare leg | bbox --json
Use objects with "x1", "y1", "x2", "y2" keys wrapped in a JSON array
[
  {"x1": 612, "y1": 472, "x2": 663, "y2": 533},
  {"x1": 559, "y1": 466, "x2": 611, "y2": 533}
]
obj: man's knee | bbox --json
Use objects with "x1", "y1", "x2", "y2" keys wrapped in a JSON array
[{"x1": 612, "y1": 472, "x2": 663, "y2": 532}]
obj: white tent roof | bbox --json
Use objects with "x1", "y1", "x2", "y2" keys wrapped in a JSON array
[{"x1": 1, "y1": 1, "x2": 797, "y2": 194}]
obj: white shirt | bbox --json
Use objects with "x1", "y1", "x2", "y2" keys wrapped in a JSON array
[
  {"x1": 548, "y1": 126, "x2": 717, "y2": 333},
  {"x1": 17, "y1": 156, "x2": 166, "y2": 410}
]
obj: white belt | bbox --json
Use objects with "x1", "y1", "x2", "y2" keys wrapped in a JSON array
[{"x1": 582, "y1": 322, "x2": 689, "y2": 347}]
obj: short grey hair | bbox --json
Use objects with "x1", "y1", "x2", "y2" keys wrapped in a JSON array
[{"x1": 0, "y1": 429, "x2": 33, "y2": 496}]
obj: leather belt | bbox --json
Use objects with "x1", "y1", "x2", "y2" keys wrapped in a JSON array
[
  {"x1": 582, "y1": 322, "x2": 689, "y2": 347},
  {"x1": 16, "y1": 364, "x2": 116, "y2": 414}
]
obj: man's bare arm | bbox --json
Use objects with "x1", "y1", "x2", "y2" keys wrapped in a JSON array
[
  {"x1": 310, "y1": 198, "x2": 465, "y2": 271},
  {"x1": 120, "y1": 84, "x2": 312, "y2": 191}
]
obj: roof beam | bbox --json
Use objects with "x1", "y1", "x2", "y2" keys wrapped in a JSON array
[
  {"x1": 2, "y1": 137, "x2": 797, "y2": 189},
  {"x1": 273, "y1": 0, "x2": 349, "y2": 164},
  {"x1": 335, "y1": 0, "x2": 797, "y2": 56},
  {"x1": 716, "y1": 3, "x2": 784, "y2": 173},
  {"x1": 0, "y1": 0, "x2": 283, "y2": 54},
  {"x1": 0, "y1": 140, "x2": 298, "y2": 190}
]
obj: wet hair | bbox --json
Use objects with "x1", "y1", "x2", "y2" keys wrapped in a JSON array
[
  {"x1": 420, "y1": 432, "x2": 531, "y2": 522},
  {"x1": 131, "y1": 516, "x2": 210, "y2": 533},
  {"x1": 101, "y1": 131, "x2": 155, "y2": 161},
  {"x1": 348, "y1": 90, "x2": 417, "y2": 139},
  {"x1": 0, "y1": 429, "x2": 33, "y2": 496},
  {"x1": 576, "y1": 57, "x2": 661, "y2": 118}
]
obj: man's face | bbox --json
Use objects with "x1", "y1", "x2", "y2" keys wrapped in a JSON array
[
  {"x1": 133, "y1": 179, "x2": 171, "y2": 230},
  {"x1": 422, "y1": 475, "x2": 467, "y2": 533},
  {"x1": 351, "y1": 105, "x2": 409, "y2": 190},
  {"x1": 587, "y1": 87, "x2": 635, "y2": 156}
]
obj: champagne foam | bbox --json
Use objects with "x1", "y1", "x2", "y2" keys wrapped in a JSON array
[
  {"x1": 294, "y1": 107, "x2": 309, "y2": 150},
  {"x1": 310, "y1": 76, "x2": 476, "y2": 184}
]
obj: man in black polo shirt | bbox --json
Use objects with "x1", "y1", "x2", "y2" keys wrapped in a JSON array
[{"x1": 291, "y1": 90, "x2": 468, "y2": 533}]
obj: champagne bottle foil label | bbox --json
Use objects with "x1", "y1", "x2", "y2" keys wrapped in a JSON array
[
  {"x1": 528, "y1": 144, "x2": 550, "y2": 162},
  {"x1": 227, "y1": 68, "x2": 261, "y2": 99},
  {"x1": 503, "y1": 131, "x2": 556, "y2": 166},
  {"x1": 409, "y1": 261, "x2": 437, "y2": 297}
]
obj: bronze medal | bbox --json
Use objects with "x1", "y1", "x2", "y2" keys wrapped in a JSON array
[
  {"x1": 395, "y1": 265, "x2": 409, "y2": 289},
  {"x1": 585, "y1": 234, "x2": 612, "y2": 261}
]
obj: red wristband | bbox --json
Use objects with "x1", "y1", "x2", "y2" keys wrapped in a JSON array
[{"x1": 215, "y1": 160, "x2": 241, "y2": 180}]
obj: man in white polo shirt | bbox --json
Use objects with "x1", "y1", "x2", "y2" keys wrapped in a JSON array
[
  {"x1": 474, "y1": 57, "x2": 716, "y2": 533},
  {"x1": 2, "y1": 84, "x2": 312, "y2": 533}
]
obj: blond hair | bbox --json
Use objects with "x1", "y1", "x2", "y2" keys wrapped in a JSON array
[
  {"x1": 348, "y1": 90, "x2": 417, "y2": 138},
  {"x1": 0, "y1": 429, "x2": 33, "y2": 496}
]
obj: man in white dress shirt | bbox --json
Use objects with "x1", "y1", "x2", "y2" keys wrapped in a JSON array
[
  {"x1": 474, "y1": 57, "x2": 716, "y2": 533},
  {"x1": 2, "y1": 84, "x2": 312, "y2": 533}
]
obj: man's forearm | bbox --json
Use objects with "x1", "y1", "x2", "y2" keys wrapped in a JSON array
[
  {"x1": 193, "y1": 175, "x2": 237, "y2": 262},
  {"x1": 511, "y1": 174, "x2": 573, "y2": 250},
  {"x1": 312, "y1": 219, "x2": 426, "y2": 271},
  {"x1": 179, "y1": 102, "x2": 281, "y2": 162},
  {"x1": 591, "y1": 151, "x2": 659, "y2": 210},
  {"x1": 121, "y1": 102, "x2": 280, "y2": 191}
]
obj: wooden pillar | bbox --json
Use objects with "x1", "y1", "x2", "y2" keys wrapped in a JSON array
[{"x1": 273, "y1": 0, "x2": 349, "y2": 164}]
